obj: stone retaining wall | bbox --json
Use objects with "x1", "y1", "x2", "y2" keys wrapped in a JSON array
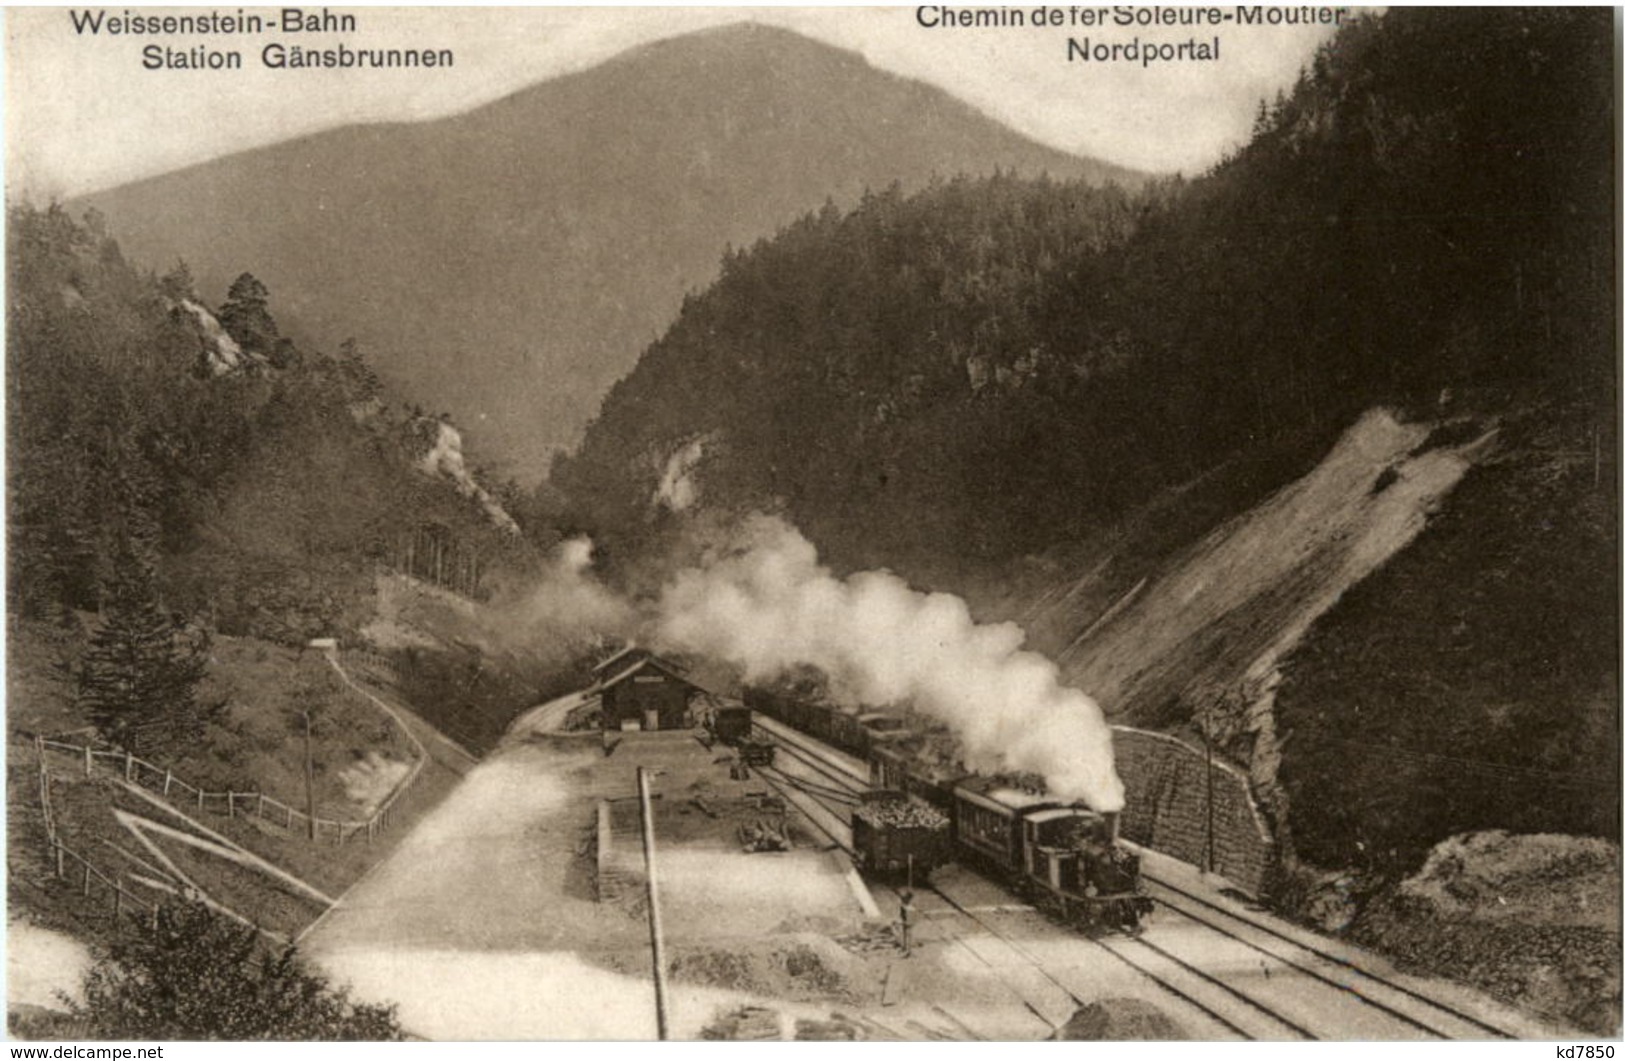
[{"x1": 1112, "y1": 726, "x2": 1275, "y2": 895}]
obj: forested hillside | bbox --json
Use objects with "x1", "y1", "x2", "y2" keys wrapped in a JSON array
[
  {"x1": 554, "y1": 11, "x2": 1616, "y2": 1024},
  {"x1": 558, "y1": 8, "x2": 1612, "y2": 589},
  {"x1": 6, "y1": 204, "x2": 544, "y2": 645},
  {"x1": 556, "y1": 7, "x2": 1615, "y2": 872},
  {"x1": 72, "y1": 24, "x2": 1133, "y2": 480}
]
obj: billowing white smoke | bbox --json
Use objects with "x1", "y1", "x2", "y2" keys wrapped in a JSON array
[
  {"x1": 651, "y1": 515, "x2": 1125, "y2": 811},
  {"x1": 483, "y1": 537, "x2": 636, "y2": 657}
]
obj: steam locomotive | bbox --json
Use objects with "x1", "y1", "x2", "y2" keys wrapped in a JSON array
[
  {"x1": 745, "y1": 688, "x2": 1151, "y2": 933},
  {"x1": 871, "y1": 744, "x2": 1152, "y2": 933}
]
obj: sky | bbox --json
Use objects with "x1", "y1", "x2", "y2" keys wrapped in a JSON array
[{"x1": 4, "y1": 4, "x2": 1351, "y2": 202}]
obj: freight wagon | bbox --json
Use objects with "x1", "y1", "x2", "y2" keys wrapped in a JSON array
[
  {"x1": 850, "y1": 791, "x2": 951, "y2": 880},
  {"x1": 869, "y1": 739, "x2": 1148, "y2": 932},
  {"x1": 744, "y1": 688, "x2": 915, "y2": 759},
  {"x1": 749, "y1": 684, "x2": 1150, "y2": 932}
]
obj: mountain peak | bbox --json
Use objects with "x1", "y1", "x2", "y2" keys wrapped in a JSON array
[{"x1": 76, "y1": 27, "x2": 1135, "y2": 480}]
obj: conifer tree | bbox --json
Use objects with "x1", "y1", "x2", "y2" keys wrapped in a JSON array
[
  {"x1": 159, "y1": 260, "x2": 197, "y2": 302},
  {"x1": 217, "y1": 273, "x2": 279, "y2": 357},
  {"x1": 75, "y1": 533, "x2": 209, "y2": 753}
]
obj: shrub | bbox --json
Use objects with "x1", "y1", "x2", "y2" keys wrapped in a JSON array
[{"x1": 68, "y1": 902, "x2": 403, "y2": 1040}]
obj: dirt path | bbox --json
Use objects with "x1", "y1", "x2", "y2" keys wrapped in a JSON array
[
  {"x1": 508, "y1": 687, "x2": 597, "y2": 738},
  {"x1": 329, "y1": 653, "x2": 478, "y2": 774}
]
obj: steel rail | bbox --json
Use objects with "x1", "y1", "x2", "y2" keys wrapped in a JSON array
[
  {"x1": 1141, "y1": 872, "x2": 1517, "y2": 1040},
  {"x1": 930, "y1": 878, "x2": 1272, "y2": 1040},
  {"x1": 765, "y1": 748, "x2": 1259, "y2": 1042},
  {"x1": 752, "y1": 722, "x2": 869, "y2": 796}
]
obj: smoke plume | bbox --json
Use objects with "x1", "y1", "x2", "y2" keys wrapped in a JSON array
[
  {"x1": 480, "y1": 536, "x2": 636, "y2": 658},
  {"x1": 650, "y1": 515, "x2": 1125, "y2": 811}
]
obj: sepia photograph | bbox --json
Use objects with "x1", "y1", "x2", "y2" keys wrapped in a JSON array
[{"x1": 3, "y1": 3, "x2": 1618, "y2": 1045}]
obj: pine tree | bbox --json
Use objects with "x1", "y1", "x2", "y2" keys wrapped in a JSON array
[
  {"x1": 216, "y1": 273, "x2": 279, "y2": 357},
  {"x1": 159, "y1": 260, "x2": 196, "y2": 302},
  {"x1": 75, "y1": 534, "x2": 209, "y2": 754}
]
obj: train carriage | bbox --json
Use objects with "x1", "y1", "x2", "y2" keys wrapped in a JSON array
[
  {"x1": 851, "y1": 792, "x2": 951, "y2": 880},
  {"x1": 762, "y1": 683, "x2": 1150, "y2": 936},
  {"x1": 952, "y1": 779, "x2": 1055, "y2": 872},
  {"x1": 803, "y1": 701, "x2": 835, "y2": 744},
  {"x1": 871, "y1": 744, "x2": 960, "y2": 812}
]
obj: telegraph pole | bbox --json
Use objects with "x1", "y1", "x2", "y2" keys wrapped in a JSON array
[
  {"x1": 637, "y1": 767, "x2": 670, "y2": 1040},
  {"x1": 303, "y1": 709, "x2": 317, "y2": 840},
  {"x1": 1203, "y1": 706, "x2": 1216, "y2": 875}
]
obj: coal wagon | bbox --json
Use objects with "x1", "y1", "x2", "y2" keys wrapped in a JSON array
[
  {"x1": 711, "y1": 705, "x2": 753, "y2": 745},
  {"x1": 851, "y1": 791, "x2": 951, "y2": 881}
]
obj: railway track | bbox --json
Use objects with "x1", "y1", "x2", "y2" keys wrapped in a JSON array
[
  {"x1": 750, "y1": 717, "x2": 868, "y2": 795},
  {"x1": 758, "y1": 744, "x2": 1264, "y2": 1039},
  {"x1": 1138, "y1": 870, "x2": 1522, "y2": 1039},
  {"x1": 750, "y1": 715, "x2": 1536, "y2": 1041},
  {"x1": 752, "y1": 758, "x2": 1097, "y2": 1037}
]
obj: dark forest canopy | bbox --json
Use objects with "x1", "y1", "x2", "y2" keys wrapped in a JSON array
[
  {"x1": 5, "y1": 203, "x2": 547, "y2": 643},
  {"x1": 555, "y1": 7, "x2": 1614, "y2": 578}
]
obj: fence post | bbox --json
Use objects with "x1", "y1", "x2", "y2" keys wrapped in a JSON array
[
  {"x1": 84, "y1": 745, "x2": 93, "y2": 777},
  {"x1": 114, "y1": 884, "x2": 123, "y2": 919},
  {"x1": 82, "y1": 862, "x2": 92, "y2": 897},
  {"x1": 228, "y1": 793, "x2": 236, "y2": 819},
  {"x1": 163, "y1": 770, "x2": 173, "y2": 797},
  {"x1": 38, "y1": 768, "x2": 52, "y2": 841},
  {"x1": 258, "y1": 794, "x2": 266, "y2": 819},
  {"x1": 197, "y1": 788, "x2": 205, "y2": 812},
  {"x1": 125, "y1": 751, "x2": 134, "y2": 782}
]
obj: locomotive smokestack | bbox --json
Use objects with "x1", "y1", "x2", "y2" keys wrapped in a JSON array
[{"x1": 1104, "y1": 811, "x2": 1121, "y2": 843}]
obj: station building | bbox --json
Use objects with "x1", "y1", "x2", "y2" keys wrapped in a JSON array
[{"x1": 594, "y1": 647, "x2": 705, "y2": 732}]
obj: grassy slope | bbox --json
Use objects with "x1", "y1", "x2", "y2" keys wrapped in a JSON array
[
  {"x1": 7, "y1": 617, "x2": 469, "y2": 966},
  {"x1": 10, "y1": 620, "x2": 413, "y2": 821}
]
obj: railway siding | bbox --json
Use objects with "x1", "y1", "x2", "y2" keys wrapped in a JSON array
[
  {"x1": 1135, "y1": 846, "x2": 1568, "y2": 1039},
  {"x1": 751, "y1": 711, "x2": 1562, "y2": 1041}
]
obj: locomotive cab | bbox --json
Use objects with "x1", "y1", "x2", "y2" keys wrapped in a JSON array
[{"x1": 1024, "y1": 806, "x2": 1100, "y2": 893}]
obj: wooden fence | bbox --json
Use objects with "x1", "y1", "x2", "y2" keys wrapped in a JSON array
[
  {"x1": 347, "y1": 646, "x2": 402, "y2": 686},
  {"x1": 34, "y1": 748, "x2": 162, "y2": 930},
  {"x1": 47, "y1": 834, "x2": 164, "y2": 929},
  {"x1": 36, "y1": 728, "x2": 410, "y2": 848}
]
